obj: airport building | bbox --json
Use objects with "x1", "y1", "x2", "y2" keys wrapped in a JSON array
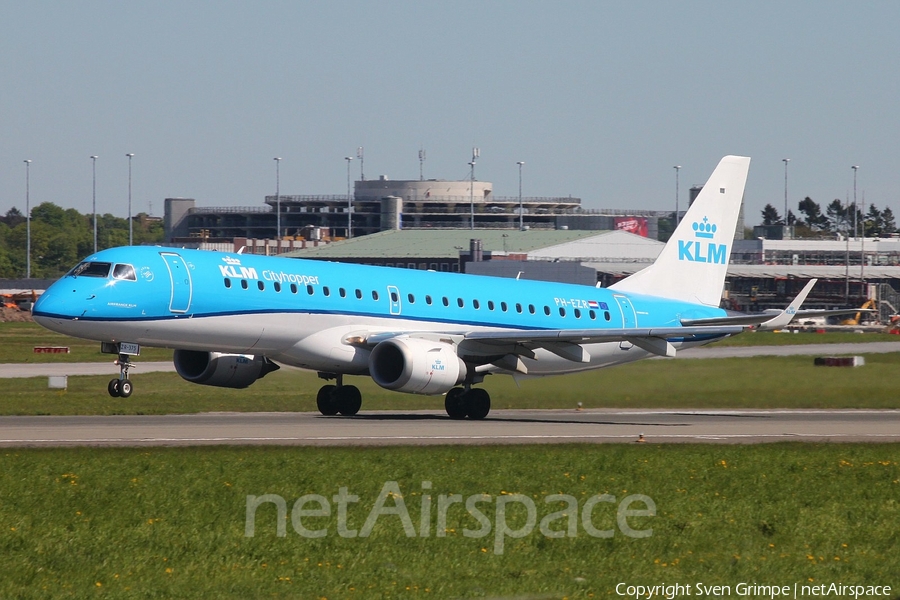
[{"x1": 164, "y1": 177, "x2": 663, "y2": 249}]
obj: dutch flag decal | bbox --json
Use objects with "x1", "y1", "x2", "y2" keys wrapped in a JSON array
[{"x1": 588, "y1": 300, "x2": 600, "y2": 309}]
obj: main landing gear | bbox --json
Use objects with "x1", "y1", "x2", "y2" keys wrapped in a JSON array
[
  {"x1": 316, "y1": 374, "x2": 362, "y2": 416},
  {"x1": 108, "y1": 353, "x2": 135, "y2": 398},
  {"x1": 444, "y1": 387, "x2": 491, "y2": 420}
]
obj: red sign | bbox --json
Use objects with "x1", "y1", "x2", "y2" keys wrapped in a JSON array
[{"x1": 614, "y1": 217, "x2": 649, "y2": 237}]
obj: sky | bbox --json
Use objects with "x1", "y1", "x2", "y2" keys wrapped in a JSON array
[{"x1": 2, "y1": 1, "x2": 899, "y2": 225}]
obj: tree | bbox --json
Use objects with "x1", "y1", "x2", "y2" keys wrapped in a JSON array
[
  {"x1": 864, "y1": 204, "x2": 882, "y2": 237},
  {"x1": 826, "y1": 199, "x2": 847, "y2": 232},
  {"x1": 2, "y1": 207, "x2": 24, "y2": 228},
  {"x1": 761, "y1": 204, "x2": 782, "y2": 226},
  {"x1": 882, "y1": 207, "x2": 897, "y2": 234},
  {"x1": 797, "y1": 197, "x2": 828, "y2": 231}
]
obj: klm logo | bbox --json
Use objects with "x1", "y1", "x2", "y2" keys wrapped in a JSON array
[
  {"x1": 678, "y1": 217, "x2": 727, "y2": 265},
  {"x1": 219, "y1": 264, "x2": 259, "y2": 279}
]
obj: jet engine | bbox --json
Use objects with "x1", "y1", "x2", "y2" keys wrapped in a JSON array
[
  {"x1": 369, "y1": 337, "x2": 466, "y2": 395},
  {"x1": 173, "y1": 350, "x2": 280, "y2": 389}
]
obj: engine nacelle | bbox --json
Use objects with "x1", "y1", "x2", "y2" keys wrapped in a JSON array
[
  {"x1": 369, "y1": 337, "x2": 466, "y2": 395},
  {"x1": 173, "y1": 350, "x2": 279, "y2": 389}
]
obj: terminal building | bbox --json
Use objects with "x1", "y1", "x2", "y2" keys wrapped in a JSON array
[{"x1": 164, "y1": 176, "x2": 664, "y2": 250}]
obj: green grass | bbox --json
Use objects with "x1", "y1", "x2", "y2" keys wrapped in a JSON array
[
  {"x1": 712, "y1": 330, "x2": 900, "y2": 346},
  {"x1": 3, "y1": 353, "x2": 900, "y2": 415},
  {"x1": 0, "y1": 444, "x2": 897, "y2": 598},
  {"x1": 0, "y1": 322, "x2": 172, "y2": 363}
]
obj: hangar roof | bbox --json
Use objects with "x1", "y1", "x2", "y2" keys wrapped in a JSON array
[{"x1": 282, "y1": 229, "x2": 605, "y2": 259}]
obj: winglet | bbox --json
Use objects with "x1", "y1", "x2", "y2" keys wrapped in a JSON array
[{"x1": 756, "y1": 279, "x2": 817, "y2": 331}]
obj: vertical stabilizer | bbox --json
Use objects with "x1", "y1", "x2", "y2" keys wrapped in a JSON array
[{"x1": 610, "y1": 155, "x2": 750, "y2": 306}]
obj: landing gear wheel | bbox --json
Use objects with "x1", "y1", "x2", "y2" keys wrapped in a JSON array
[
  {"x1": 118, "y1": 379, "x2": 133, "y2": 398},
  {"x1": 445, "y1": 387, "x2": 468, "y2": 419},
  {"x1": 465, "y1": 388, "x2": 491, "y2": 420},
  {"x1": 108, "y1": 379, "x2": 121, "y2": 397},
  {"x1": 316, "y1": 385, "x2": 339, "y2": 416},
  {"x1": 336, "y1": 385, "x2": 362, "y2": 416}
]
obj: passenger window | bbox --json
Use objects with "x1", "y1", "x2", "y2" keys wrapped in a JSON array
[
  {"x1": 323, "y1": 287, "x2": 330, "y2": 296},
  {"x1": 372, "y1": 290, "x2": 379, "y2": 301},
  {"x1": 241, "y1": 280, "x2": 248, "y2": 290},
  {"x1": 574, "y1": 308, "x2": 581, "y2": 319},
  {"x1": 224, "y1": 278, "x2": 231, "y2": 289},
  {"x1": 515, "y1": 303, "x2": 522, "y2": 313},
  {"x1": 487, "y1": 301, "x2": 495, "y2": 311},
  {"x1": 528, "y1": 304, "x2": 535, "y2": 314},
  {"x1": 589, "y1": 310, "x2": 597, "y2": 320},
  {"x1": 339, "y1": 288, "x2": 346, "y2": 298},
  {"x1": 258, "y1": 281, "x2": 265, "y2": 291},
  {"x1": 356, "y1": 289, "x2": 362, "y2": 299},
  {"x1": 391, "y1": 291, "x2": 399, "y2": 302},
  {"x1": 473, "y1": 299, "x2": 480, "y2": 309},
  {"x1": 604, "y1": 311, "x2": 611, "y2": 321},
  {"x1": 501, "y1": 302, "x2": 508, "y2": 312},
  {"x1": 274, "y1": 282, "x2": 281, "y2": 292},
  {"x1": 290, "y1": 283, "x2": 298, "y2": 294},
  {"x1": 112, "y1": 264, "x2": 136, "y2": 281},
  {"x1": 408, "y1": 293, "x2": 415, "y2": 304},
  {"x1": 457, "y1": 298, "x2": 464, "y2": 308},
  {"x1": 425, "y1": 295, "x2": 433, "y2": 305},
  {"x1": 559, "y1": 307, "x2": 566, "y2": 317},
  {"x1": 307, "y1": 285, "x2": 314, "y2": 295},
  {"x1": 442, "y1": 297, "x2": 450, "y2": 307},
  {"x1": 543, "y1": 306, "x2": 551, "y2": 316}
]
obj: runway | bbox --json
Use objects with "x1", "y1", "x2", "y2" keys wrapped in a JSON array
[{"x1": 0, "y1": 409, "x2": 897, "y2": 447}]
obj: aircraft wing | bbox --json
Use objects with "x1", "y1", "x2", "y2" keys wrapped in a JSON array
[
  {"x1": 460, "y1": 325, "x2": 744, "y2": 363},
  {"x1": 681, "y1": 279, "x2": 819, "y2": 331}
]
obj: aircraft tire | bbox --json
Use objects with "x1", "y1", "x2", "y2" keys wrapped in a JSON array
[
  {"x1": 444, "y1": 387, "x2": 467, "y2": 419},
  {"x1": 119, "y1": 379, "x2": 134, "y2": 398},
  {"x1": 316, "y1": 385, "x2": 340, "y2": 416},
  {"x1": 465, "y1": 388, "x2": 491, "y2": 420},
  {"x1": 336, "y1": 385, "x2": 362, "y2": 416},
  {"x1": 108, "y1": 379, "x2": 121, "y2": 398}
]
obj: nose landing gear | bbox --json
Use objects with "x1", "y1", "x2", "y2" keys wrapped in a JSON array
[{"x1": 108, "y1": 353, "x2": 135, "y2": 398}]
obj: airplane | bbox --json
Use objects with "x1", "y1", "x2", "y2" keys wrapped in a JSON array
[{"x1": 32, "y1": 155, "x2": 818, "y2": 419}]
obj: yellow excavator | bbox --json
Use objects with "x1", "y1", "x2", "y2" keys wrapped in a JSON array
[{"x1": 840, "y1": 299, "x2": 877, "y2": 326}]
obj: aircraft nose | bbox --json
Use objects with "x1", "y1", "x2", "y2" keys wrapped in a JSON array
[{"x1": 33, "y1": 284, "x2": 91, "y2": 321}]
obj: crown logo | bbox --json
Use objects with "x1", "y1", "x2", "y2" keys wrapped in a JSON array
[
  {"x1": 692, "y1": 216, "x2": 717, "y2": 239},
  {"x1": 223, "y1": 256, "x2": 242, "y2": 265}
]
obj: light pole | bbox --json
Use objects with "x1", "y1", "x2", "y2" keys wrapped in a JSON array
[
  {"x1": 126, "y1": 153, "x2": 134, "y2": 245},
  {"x1": 517, "y1": 161, "x2": 525, "y2": 231},
  {"x1": 91, "y1": 156, "x2": 98, "y2": 253},
  {"x1": 24, "y1": 160, "x2": 31, "y2": 279},
  {"x1": 673, "y1": 165, "x2": 681, "y2": 226},
  {"x1": 469, "y1": 147, "x2": 479, "y2": 230},
  {"x1": 274, "y1": 157, "x2": 281, "y2": 242},
  {"x1": 357, "y1": 147, "x2": 364, "y2": 181},
  {"x1": 782, "y1": 158, "x2": 790, "y2": 229},
  {"x1": 419, "y1": 148, "x2": 426, "y2": 181},
  {"x1": 345, "y1": 156, "x2": 354, "y2": 238},
  {"x1": 853, "y1": 165, "x2": 861, "y2": 294}
]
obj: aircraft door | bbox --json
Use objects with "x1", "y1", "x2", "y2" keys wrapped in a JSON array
[
  {"x1": 387, "y1": 285, "x2": 401, "y2": 315},
  {"x1": 613, "y1": 295, "x2": 637, "y2": 328},
  {"x1": 160, "y1": 252, "x2": 193, "y2": 313}
]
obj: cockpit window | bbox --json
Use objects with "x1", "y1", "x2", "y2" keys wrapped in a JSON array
[
  {"x1": 69, "y1": 261, "x2": 112, "y2": 278},
  {"x1": 112, "y1": 264, "x2": 137, "y2": 281}
]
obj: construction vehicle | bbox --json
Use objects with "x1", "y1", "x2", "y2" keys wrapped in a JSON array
[{"x1": 840, "y1": 299, "x2": 877, "y2": 326}]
